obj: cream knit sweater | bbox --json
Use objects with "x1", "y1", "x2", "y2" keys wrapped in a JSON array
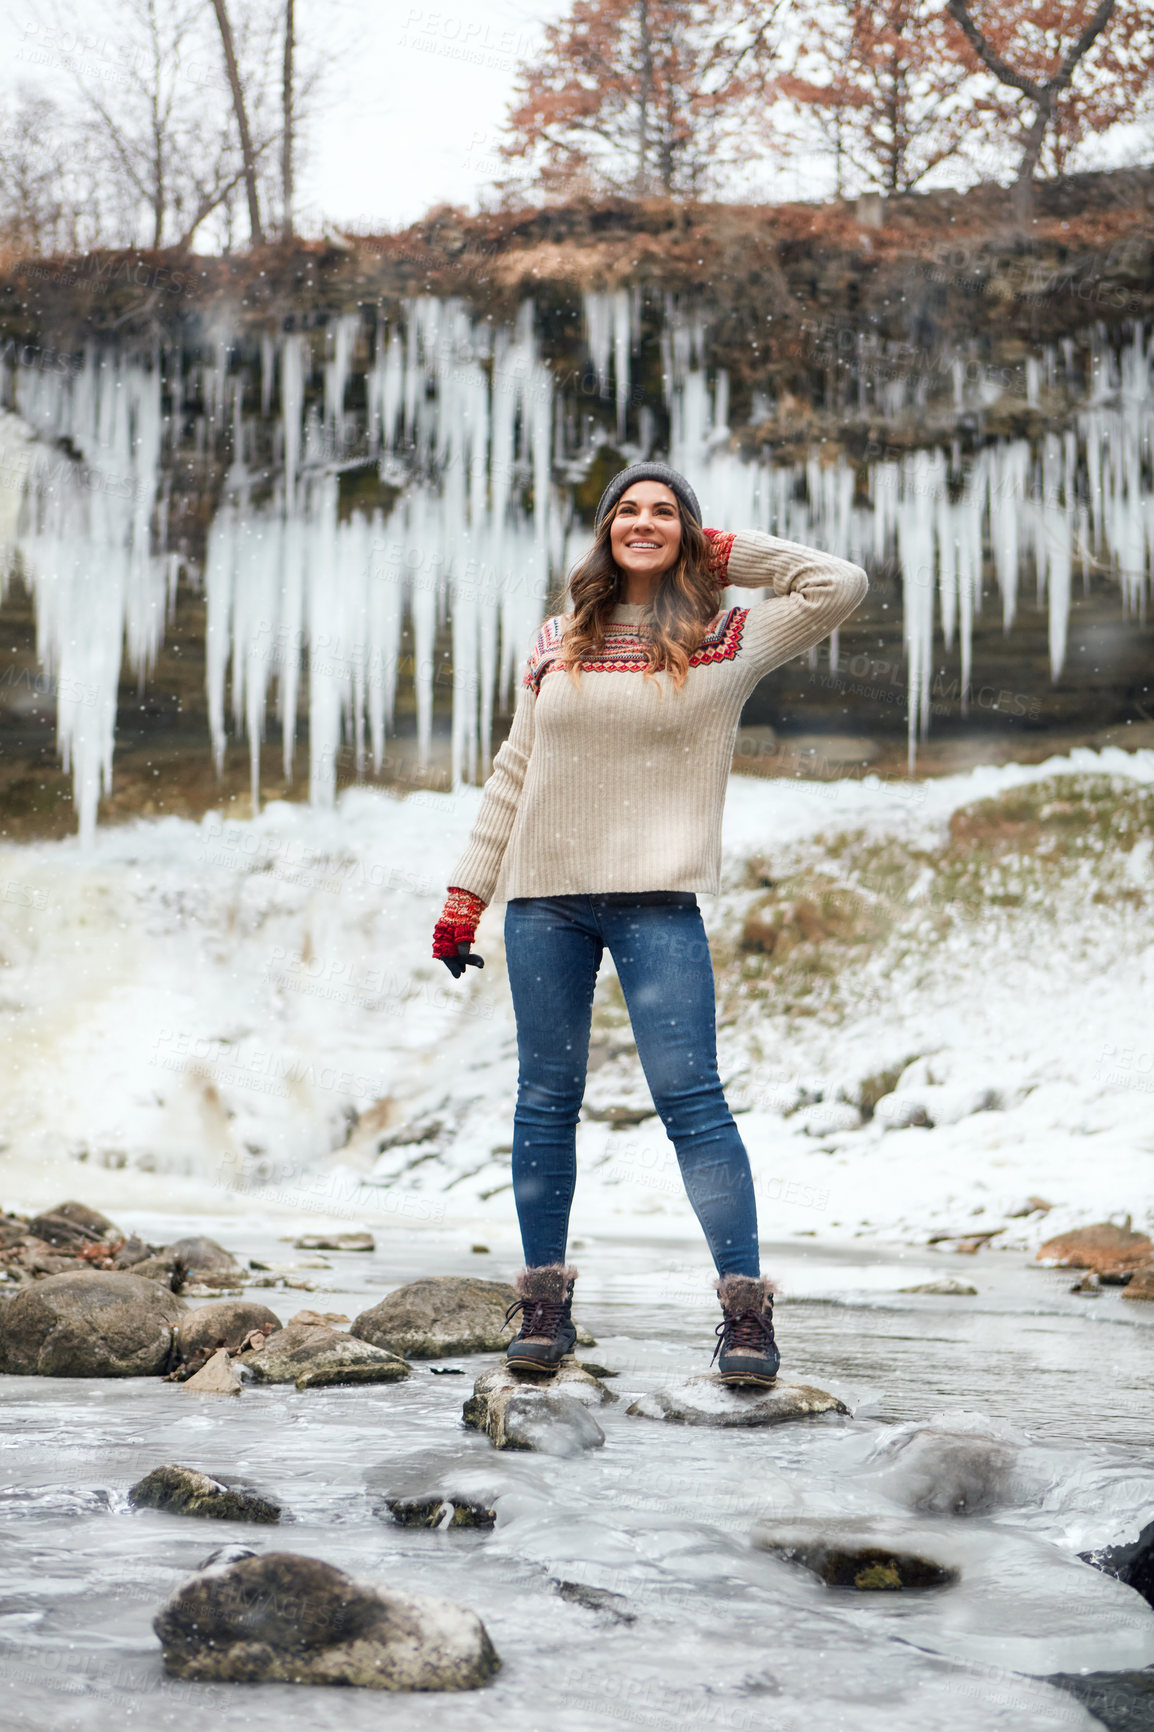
[{"x1": 448, "y1": 530, "x2": 869, "y2": 904}]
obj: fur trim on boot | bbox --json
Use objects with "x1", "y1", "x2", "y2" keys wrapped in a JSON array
[
  {"x1": 715, "y1": 1273, "x2": 775, "y2": 1313},
  {"x1": 505, "y1": 1264, "x2": 578, "y2": 1374},
  {"x1": 514, "y1": 1263, "x2": 578, "y2": 1303},
  {"x1": 713, "y1": 1272, "x2": 779, "y2": 1388}
]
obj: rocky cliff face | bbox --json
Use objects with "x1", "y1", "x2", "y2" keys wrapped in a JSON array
[{"x1": 1, "y1": 173, "x2": 1151, "y2": 838}]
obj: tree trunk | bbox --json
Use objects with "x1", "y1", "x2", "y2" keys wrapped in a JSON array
[
  {"x1": 1011, "y1": 97, "x2": 1050, "y2": 222},
  {"x1": 946, "y1": 0, "x2": 1117, "y2": 229},
  {"x1": 636, "y1": 0, "x2": 651, "y2": 196},
  {"x1": 282, "y1": 0, "x2": 294, "y2": 239},
  {"x1": 210, "y1": 0, "x2": 264, "y2": 245}
]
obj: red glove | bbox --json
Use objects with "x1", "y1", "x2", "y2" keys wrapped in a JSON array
[
  {"x1": 703, "y1": 527, "x2": 735, "y2": 583},
  {"x1": 433, "y1": 886, "x2": 486, "y2": 977}
]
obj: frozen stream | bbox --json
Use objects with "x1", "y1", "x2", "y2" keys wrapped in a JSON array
[{"x1": 1, "y1": 1222, "x2": 1153, "y2": 1731}]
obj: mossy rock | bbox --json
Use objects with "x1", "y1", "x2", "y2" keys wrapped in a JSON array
[{"x1": 129, "y1": 1464, "x2": 280, "y2": 1523}]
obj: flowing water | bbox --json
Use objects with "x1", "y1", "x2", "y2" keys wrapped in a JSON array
[
  {"x1": 1, "y1": 301, "x2": 1152, "y2": 840},
  {"x1": 1, "y1": 1221, "x2": 1152, "y2": 1730}
]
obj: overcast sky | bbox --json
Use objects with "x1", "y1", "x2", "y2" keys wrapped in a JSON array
[
  {"x1": 1, "y1": 0, "x2": 574, "y2": 232},
  {"x1": 1, "y1": 0, "x2": 1150, "y2": 237},
  {"x1": 305, "y1": 0, "x2": 561, "y2": 228}
]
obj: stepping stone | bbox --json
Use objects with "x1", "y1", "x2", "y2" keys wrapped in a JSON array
[
  {"x1": 294, "y1": 1233, "x2": 375, "y2": 1252},
  {"x1": 384, "y1": 1496, "x2": 497, "y2": 1530},
  {"x1": 243, "y1": 1323, "x2": 409, "y2": 1390},
  {"x1": 130, "y1": 1464, "x2": 280, "y2": 1524},
  {"x1": 0, "y1": 1271, "x2": 187, "y2": 1377},
  {"x1": 463, "y1": 1360, "x2": 613, "y2": 1453},
  {"x1": 552, "y1": 1580, "x2": 636, "y2": 1623},
  {"x1": 626, "y1": 1373, "x2": 847, "y2": 1428},
  {"x1": 366, "y1": 1452, "x2": 502, "y2": 1530},
  {"x1": 174, "y1": 1300, "x2": 282, "y2": 1365},
  {"x1": 755, "y1": 1529, "x2": 956, "y2": 1591},
  {"x1": 182, "y1": 1347, "x2": 244, "y2": 1395},
  {"x1": 154, "y1": 1552, "x2": 499, "y2": 1689},
  {"x1": 352, "y1": 1276, "x2": 595, "y2": 1358}
]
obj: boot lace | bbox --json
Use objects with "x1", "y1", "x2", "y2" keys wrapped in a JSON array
[
  {"x1": 504, "y1": 1296, "x2": 565, "y2": 1342},
  {"x1": 711, "y1": 1303, "x2": 775, "y2": 1365}
]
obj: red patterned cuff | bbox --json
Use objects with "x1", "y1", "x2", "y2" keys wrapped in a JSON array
[
  {"x1": 704, "y1": 528, "x2": 735, "y2": 583},
  {"x1": 432, "y1": 886, "x2": 486, "y2": 959}
]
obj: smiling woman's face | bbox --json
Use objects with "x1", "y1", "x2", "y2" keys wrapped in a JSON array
[{"x1": 608, "y1": 482, "x2": 682, "y2": 579}]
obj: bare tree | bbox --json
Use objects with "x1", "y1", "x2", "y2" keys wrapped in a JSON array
[
  {"x1": 0, "y1": 89, "x2": 104, "y2": 254},
  {"x1": 71, "y1": 0, "x2": 206, "y2": 247},
  {"x1": 945, "y1": 0, "x2": 1118, "y2": 218},
  {"x1": 282, "y1": 0, "x2": 295, "y2": 237},
  {"x1": 209, "y1": 0, "x2": 265, "y2": 243},
  {"x1": 44, "y1": 0, "x2": 272, "y2": 249}
]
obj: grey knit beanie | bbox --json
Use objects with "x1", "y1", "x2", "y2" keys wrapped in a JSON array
[{"x1": 594, "y1": 461, "x2": 702, "y2": 531}]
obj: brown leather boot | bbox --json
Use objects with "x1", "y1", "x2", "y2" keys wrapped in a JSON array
[
  {"x1": 713, "y1": 1273, "x2": 779, "y2": 1387},
  {"x1": 504, "y1": 1264, "x2": 578, "y2": 1374}
]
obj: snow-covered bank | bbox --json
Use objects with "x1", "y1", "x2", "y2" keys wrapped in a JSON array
[{"x1": 1, "y1": 747, "x2": 1152, "y2": 1260}]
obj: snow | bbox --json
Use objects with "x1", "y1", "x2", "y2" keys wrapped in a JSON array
[{"x1": 1, "y1": 746, "x2": 1151, "y2": 1270}]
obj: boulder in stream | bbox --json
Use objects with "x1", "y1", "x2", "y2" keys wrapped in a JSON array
[
  {"x1": 294, "y1": 1232, "x2": 374, "y2": 1252},
  {"x1": 756, "y1": 1529, "x2": 957, "y2": 1591},
  {"x1": 243, "y1": 1322, "x2": 409, "y2": 1389},
  {"x1": 1037, "y1": 1222, "x2": 1152, "y2": 1277},
  {"x1": 111, "y1": 1237, "x2": 155, "y2": 1270},
  {"x1": 0, "y1": 1212, "x2": 27, "y2": 1250},
  {"x1": 553, "y1": 1580, "x2": 637, "y2": 1624},
  {"x1": 384, "y1": 1495, "x2": 497, "y2": 1530},
  {"x1": 133, "y1": 1237, "x2": 243, "y2": 1291},
  {"x1": 27, "y1": 1202, "x2": 120, "y2": 1246},
  {"x1": 900, "y1": 1279, "x2": 978, "y2": 1296},
  {"x1": 182, "y1": 1347, "x2": 245, "y2": 1395},
  {"x1": 1121, "y1": 1264, "x2": 1154, "y2": 1301},
  {"x1": 1046, "y1": 1669, "x2": 1154, "y2": 1732},
  {"x1": 174, "y1": 1300, "x2": 282, "y2": 1366},
  {"x1": 861, "y1": 1417, "x2": 1025, "y2": 1517},
  {"x1": 130, "y1": 1465, "x2": 281, "y2": 1523},
  {"x1": 351, "y1": 1275, "x2": 594, "y2": 1358},
  {"x1": 752, "y1": 1517, "x2": 1154, "y2": 1674},
  {"x1": 1082, "y1": 1517, "x2": 1154, "y2": 1610},
  {"x1": 463, "y1": 1361, "x2": 611, "y2": 1453},
  {"x1": 0, "y1": 1270, "x2": 186, "y2": 1376},
  {"x1": 627, "y1": 1374, "x2": 847, "y2": 1428},
  {"x1": 367, "y1": 1452, "x2": 501, "y2": 1531},
  {"x1": 153, "y1": 1552, "x2": 500, "y2": 1689}
]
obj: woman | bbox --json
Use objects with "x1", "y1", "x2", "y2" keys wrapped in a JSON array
[{"x1": 431, "y1": 461, "x2": 868, "y2": 1387}]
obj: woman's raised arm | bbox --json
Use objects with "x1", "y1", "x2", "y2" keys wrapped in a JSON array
[{"x1": 705, "y1": 527, "x2": 868, "y2": 676}]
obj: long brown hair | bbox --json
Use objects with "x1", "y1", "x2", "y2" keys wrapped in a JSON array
[{"x1": 558, "y1": 495, "x2": 716, "y2": 692}]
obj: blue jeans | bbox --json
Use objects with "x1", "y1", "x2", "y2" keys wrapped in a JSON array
[{"x1": 503, "y1": 893, "x2": 760, "y2": 1276}]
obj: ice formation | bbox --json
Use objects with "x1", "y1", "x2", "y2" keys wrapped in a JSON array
[
  {"x1": 0, "y1": 353, "x2": 177, "y2": 841},
  {"x1": 1, "y1": 304, "x2": 1151, "y2": 834}
]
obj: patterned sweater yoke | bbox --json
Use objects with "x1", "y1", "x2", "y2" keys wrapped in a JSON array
[{"x1": 447, "y1": 529, "x2": 869, "y2": 904}]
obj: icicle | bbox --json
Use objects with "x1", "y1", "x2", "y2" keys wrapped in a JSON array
[
  {"x1": 612, "y1": 288, "x2": 631, "y2": 440},
  {"x1": 6, "y1": 307, "x2": 1154, "y2": 839},
  {"x1": 1026, "y1": 356, "x2": 1040, "y2": 407},
  {"x1": 278, "y1": 503, "x2": 305, "y2": 781},
  {"x1": 583, "y1": 292, "x2": 611, "y2": 401},
  {"x1": 937, "y1": 495, "x2": 957, "y2": 651},
  {"x1": 281, "y1": 334, "x2": 305, "y2": 505},
  {"x1": 8, "y1": 352, "x2": 168, "y2": 843},
  {"x1": 260, "y1": 332, "x2": 275, "y2": 416},
  {"x1": 898, "y1": 452, "x2": 941, "y2": 770},
  {"x1": 324, "y1": 313, "x2": 360, "y2": 454}
]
